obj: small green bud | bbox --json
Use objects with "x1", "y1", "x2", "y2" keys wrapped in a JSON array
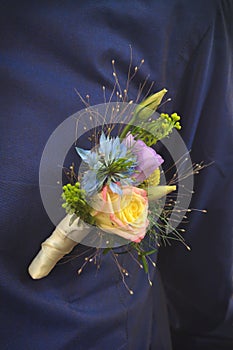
[
  {"x1": 175, "y1": 122, "x2": 181, "y2": 130},
  {"x1": 171, "y1": 113, "x2": 180, "y2": 121}
]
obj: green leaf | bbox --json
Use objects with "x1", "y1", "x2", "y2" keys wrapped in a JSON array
[
  {"x1": 103, "y1": 247, "x2": 111, "y2": 255},
  {"x1": 144, "y1": 249, "x2": 157, "y2": 256},
  {"x1": 141, "y1": 255, "x2": 148, "y2": 273}
]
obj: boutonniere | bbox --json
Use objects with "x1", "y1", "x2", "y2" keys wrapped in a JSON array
[{"x1": 28, "y1": 56, "x2": 206, "y2": 292}]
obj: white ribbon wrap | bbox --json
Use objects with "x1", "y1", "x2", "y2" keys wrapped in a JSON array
[{"x1": 28, "y1": 214, "x2": 91, "y2": 279}]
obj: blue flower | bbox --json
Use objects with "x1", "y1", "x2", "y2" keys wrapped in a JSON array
[{"x1": 76, "y1": 132, "x2": 137, "y2": 196}]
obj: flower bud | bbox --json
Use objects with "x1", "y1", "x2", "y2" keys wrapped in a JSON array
[{"x1": 134, "y1": 88, "x2": 168, "y2": 121}]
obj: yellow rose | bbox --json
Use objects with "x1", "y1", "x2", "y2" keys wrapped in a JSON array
[{"x1": 91, "y1": 186, "x2": 149, "y2": 242}]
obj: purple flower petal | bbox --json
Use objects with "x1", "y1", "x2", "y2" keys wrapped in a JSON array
[{"x1": 124, "y1": 134, "x2": 164, "y2": 184}]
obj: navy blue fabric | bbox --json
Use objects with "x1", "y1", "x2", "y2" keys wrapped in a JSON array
[{"x1": 0, "y1": 1, "x2": 232, "y2": 349}]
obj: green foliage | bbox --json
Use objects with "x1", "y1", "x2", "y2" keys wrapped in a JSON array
[
  {"x1": 61, "y1": 182, "x2": 95, "y2": 225},
  {"x1": 131, "y1": 241, "x2": 157, "y2": 273},
  {"x1": 130, "y1": 112, "x2": 182, "y2": 146}
]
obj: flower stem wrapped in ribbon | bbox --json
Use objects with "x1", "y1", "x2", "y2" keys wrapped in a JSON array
[
  {"x1": 28, "y1": 89, "x2": 180, "y2": 279},
  {"x1": 28, "y1": 215, "x2": 91, "y2": 279}
]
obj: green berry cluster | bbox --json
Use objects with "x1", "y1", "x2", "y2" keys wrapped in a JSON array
[
  {"x1": 161, "y1": 112, "x2": 181, "y2": 130},
  {"x1": 61, "y1": 182, "x2": 95, "y2": 225}
]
